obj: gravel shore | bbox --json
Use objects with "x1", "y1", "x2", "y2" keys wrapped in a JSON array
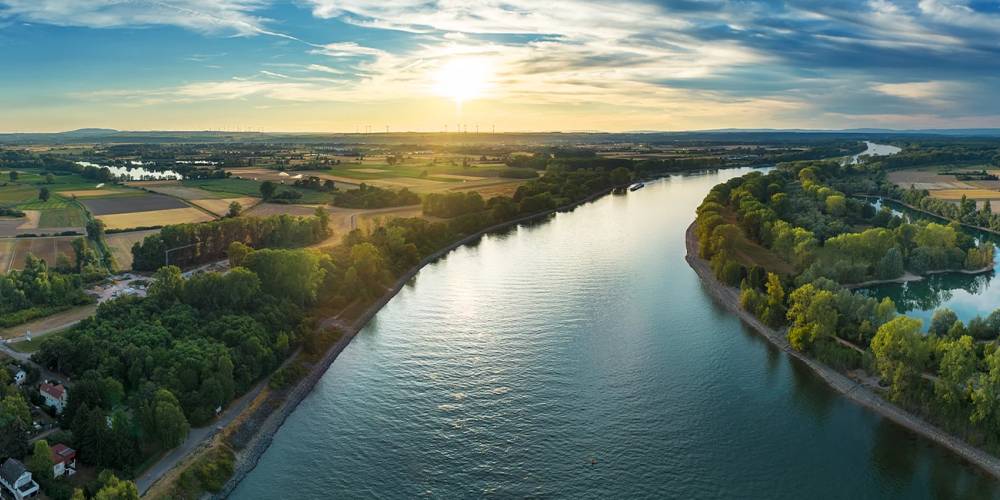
[{"x1": 684, "y1": 222, "x2": 1000, "y2": 480}]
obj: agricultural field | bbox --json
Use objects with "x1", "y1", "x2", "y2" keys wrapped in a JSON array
[
  {"x1": 132, "y1": 180, "x2": 241, "y2": 200},
  {"x1": 1, "y1": 236, "x2": 77, "y2": 272},
  {"x1": 889, "y1": 167, "x2": 1000, "y2": 208},
  {"x1": 39, "y1": 207, "x2": 86, "y2": 228},
  {"x1": 81, "y1": 194, "x2": 189, "y2": 215},
  {"x1": 97, "y1": 207, "x2": 213, "y2": 230},
  {"x1": 105, "y1": 229, "x2": 159, "y2": 270},
  {"x1": 183, "y1": 177, "x2": 333, "y2": 204},
  {"x1": 190, "y1": 197, "x2": 259, "y2": 216}
]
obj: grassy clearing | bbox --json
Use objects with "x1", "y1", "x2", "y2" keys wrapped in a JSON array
[{"x1": 720, "y1": 208, "x2": 795, "y2": 275}]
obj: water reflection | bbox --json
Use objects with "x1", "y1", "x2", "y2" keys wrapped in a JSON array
[{"x1": 75, "y1": 161, "x2": 183, "y2": 180}]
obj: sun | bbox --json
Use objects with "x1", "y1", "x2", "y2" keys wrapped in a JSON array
[{"x1": 432, "y1": 58, "x2": 493, "y2": 104}]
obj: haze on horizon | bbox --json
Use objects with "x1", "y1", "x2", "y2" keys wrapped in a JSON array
[{"x1": 1, "y1": 0, "x2": 999, "y2": 133}]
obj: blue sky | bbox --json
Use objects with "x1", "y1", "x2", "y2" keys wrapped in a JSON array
[{"x1": 1, "y1": 0, "x2": 999, "y2": 132}]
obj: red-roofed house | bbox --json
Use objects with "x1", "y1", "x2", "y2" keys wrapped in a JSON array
[
  {"x1": 50, "y1": 444, "x2": 77, "y2": 477},
  {"x1": 39, "y1": 383, "x2": 67, "y2": 414}
]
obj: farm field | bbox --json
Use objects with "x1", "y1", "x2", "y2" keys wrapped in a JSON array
[
  {"x1": 183, "y1": 177, "x2": 332, "y2": 204},
  {"x1": 190, "y1": 197, "x2": 258, "y2": 216},
  {"x1": 247, "y1": 202, "x2": 424, "y2": 239},
  {"x1": 97, "y1": 207, "x2": 213, "y2": 230},
  {"x1": 890, "y1": 167, "x2": 1000, "y2": 209},
  {"x1": 56, "y1": 188, "x2": 134, "y2": 198},
  {"x1": 38, "y1": 207, "x2": 86, "y2": 228},
  {"x1": 105, "y1": 229, "x2": 159, "y2": 270},
  {"x1": 2, "y1": 236, "x2": 77, "y2": 272},
  {"x1": 229, "y1": 168, "x2": 362, "y2": 190},
  {"x1": 81, "y1": 194, "x2": 189, "y2": 215},
  {"x1": 132, "y1": 180, "x2": 240, "y2": 200}
]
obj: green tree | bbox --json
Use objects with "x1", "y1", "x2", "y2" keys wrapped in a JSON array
[
  {"x1": 259, "y1": 181, "x2": 276, "y2": 200},
  {"x1": 39, "y1": 187, "x2": 51, "y2": 202},
  {"x1": 929, "y1": 308, "x2": 959, "y2": 337},
  {"x1": 228, "y1": 241, "x2": 252, "y2": 268},
  {"x1": 45, "y1": 173, "x2": 55, "y2": 184},
  {"x1": 935, "y1": 336, "x2": 976, "y2": 420},
  {"x1": 8, "y1": 170, "x2": 17, "y2": 182},
  {"x1": 786, "y1": 283, "x2": 838, "y2": 351},
  {"x1": 94, "y1": 471, "x2": 139, "y2": 500},
  {"x1": 0, "y1": 393, "x2": 31, "y2": 459},
  {"x1": 972, "y1": 348, "x2": 1000, "y2": 433},
  {"x1": 141, "y1": 389, "x2": 190, "y2": 450},
  {"x1": 871, "y1": 316, "x2": 928, "y2": 402},
  {"x1": 227, "y1": 201, "x2": 242, "y2": 217},
  {"x1": 148, "y1": 265, "x2": 184, "y2": 304},
  {"x1": 27, "y1": 439, "x2": 54, "y2": 481}
]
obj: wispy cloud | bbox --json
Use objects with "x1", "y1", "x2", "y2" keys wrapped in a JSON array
[{"x1": 0, "y1": 0, "x2": 272, "y2": 35}]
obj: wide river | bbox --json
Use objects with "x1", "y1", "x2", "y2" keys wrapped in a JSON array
[{"x1": 233, "y1": 168, "x2": 997, "y2": 498}]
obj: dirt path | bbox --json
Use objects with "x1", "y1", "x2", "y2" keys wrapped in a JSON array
[
  {"x1": 0, "y1": 304, "x2": 98, "y2": 340},
  {"x1": 685, "y1": 223, "x2": 1000, "y2": 479}
]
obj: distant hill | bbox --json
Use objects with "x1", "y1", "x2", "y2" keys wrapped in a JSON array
[{"x1": 0, "y1": 127, "x2": 999, "y2": 146}]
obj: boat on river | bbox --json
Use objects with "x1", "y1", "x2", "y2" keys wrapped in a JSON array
[{"x1": 629, "y1": 182, "x2": 645, "y2": 191}]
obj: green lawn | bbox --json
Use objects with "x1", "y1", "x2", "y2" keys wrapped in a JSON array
[
  {"x1": 184, "y1": 178, "x2": 331, "y2": 204},
  {"x1": 0, "y1": 185, "x2": 38, "y2": 206}
]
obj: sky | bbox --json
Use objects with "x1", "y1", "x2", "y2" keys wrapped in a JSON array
[{"x1": 1, "y1": 0, "x2": 999, "y2": 133}]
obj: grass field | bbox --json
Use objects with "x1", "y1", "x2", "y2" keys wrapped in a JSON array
[
  {"x1": 38, "y1": 207, "x2": 87, "y2": 228},
  {"x1": 105, "y1": 229, "x2": 159, "y2": 270},
  {"x1": 97, "y1": 207, "x2": 213, "y2": 230},
  {"x1": 135, "y1": 181, "x2": 241, "y2": 200},
  {"x1": 81, "y1": 194, "x2": 190, "y2": 215},
  {"x1": 0, "y1": 239, "x2": 14, "y2": 272},
  {"x1": 184, "y1": 178, "x2": 331, "y2": 204},
  {"x1": 56, "y1": 188, "x2": 131, "y2": 198}
]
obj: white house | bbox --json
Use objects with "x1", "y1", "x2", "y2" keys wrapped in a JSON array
[
  {"x1": 4, "y1": 365, "x2": 25, "y2": 386},
  {"x1": 50, "y1": 444, "x2": 77, "y2": 478},
  {"x1": 39, "y1": 382, "x2": 68, "y2": 414},
  {"x1": 0, "y1": 458, "x2": 39, "y2": 500}
]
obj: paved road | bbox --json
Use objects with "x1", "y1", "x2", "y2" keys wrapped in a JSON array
[{"x1": 0, "y1": 341, "x2": 68, "y2": 386}]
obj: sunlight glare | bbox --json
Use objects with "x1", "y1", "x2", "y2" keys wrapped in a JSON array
[{"x1": 432, "y1": 58, "x2": 493, "y2": 103}]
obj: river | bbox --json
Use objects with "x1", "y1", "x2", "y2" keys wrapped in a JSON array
[
  {"x1": 848, "y1": 141, "x2": 903, "y2": 165},
  {"x1": 233, "y1": 168, "x2": 997, "y2": 498}
]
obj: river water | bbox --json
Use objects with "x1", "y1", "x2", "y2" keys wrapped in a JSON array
[
  {"x1": 233, "y1": 168, "x2": 997, "y2": 499},
  {"x1": 848, "y1": 141, "x2": 903, "y2": 165}
]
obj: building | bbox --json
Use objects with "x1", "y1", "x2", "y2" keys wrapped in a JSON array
[
  {"x1": 0, "y1": 458, "x2": 39, "y2": 500},
  {"x1": 39, "y1": 382, "x2": 68, "y2": 414},
  {"x1": 50, "y1": 444, "x2": 77, "y2": 477},
  {"x1": 5, "y1": 365, "x2": 25, "y2": 386}
]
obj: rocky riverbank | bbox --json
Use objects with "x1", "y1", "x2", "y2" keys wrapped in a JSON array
[{"x1": 684, "y1": 222, "x2": 1000, "y2": 480}]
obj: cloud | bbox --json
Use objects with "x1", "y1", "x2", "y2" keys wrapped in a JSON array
[{"x1": 0, "y1": 0, "x2": 273, "y2": 36}]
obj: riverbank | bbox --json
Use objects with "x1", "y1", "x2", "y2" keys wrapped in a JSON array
[
  {"x1": 684, "y1": 222, "x2": 1000, "y2": 480},
  {"x1": 212, "y1": 187, "x2": 620, "y2": 498}
]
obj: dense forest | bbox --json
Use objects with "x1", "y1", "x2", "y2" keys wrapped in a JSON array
[{"x1": 694, "y1": 154, "x2": 1000, "y2": 451}]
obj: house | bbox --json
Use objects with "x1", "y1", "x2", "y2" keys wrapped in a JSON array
[
  {"x1": 4, "y1": 365, "x2": 25, "y2": 386},
  {"x1": 50, "y1": 444, "x2": 77, "y2": 478},
  {"x1": 39, "y1": 382, "x2": 68, "y2": 414},
  {"x1": 0, "y1": 458, "x2": 39, "y2": 500}
]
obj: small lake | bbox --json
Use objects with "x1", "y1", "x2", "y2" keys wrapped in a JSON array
[
  {"x1": 861, "y1": 200, "x2": 1000, "y2": 328},
  {"x1": 74, "y1": 161, "x2": 183, "y2": 180},
  {"x1": 233, "y1": 167, "x2": 998, "y2": 499},
  {"x1": 848, "y1": 141, "x2": 903, "y2": 165}
]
